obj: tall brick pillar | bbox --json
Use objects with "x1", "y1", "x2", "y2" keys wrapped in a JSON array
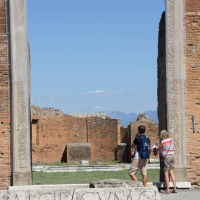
[
  {"x1": 165, "y1": 0, "x2": 187, "y2": 181},
  {"x1": 0, "y1": 0, "x2": 32, "y2": 188},
  {"x1": 0, "y1": 0, "x2": 11, "y2": 190}
]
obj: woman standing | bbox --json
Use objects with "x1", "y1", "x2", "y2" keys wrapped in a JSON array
[{"x1": 156, "y1": 130, "x2": 177, "y2": 194}]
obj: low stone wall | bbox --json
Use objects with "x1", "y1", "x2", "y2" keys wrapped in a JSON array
[{"x1": 4, "y1": 185, "x2": 160, "y2": 200}]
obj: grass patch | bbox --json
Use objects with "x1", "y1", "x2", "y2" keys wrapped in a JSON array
[{"x1": 33, "y1": 169, "x2": 159, "y2": 185}]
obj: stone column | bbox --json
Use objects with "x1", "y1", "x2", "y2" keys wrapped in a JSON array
[
  {"x1": 166, "y1": 0, "x2": 187, "y2": 181},
  {"x1": 9, "y1": 0, "x2": 32, "y2": 185}
]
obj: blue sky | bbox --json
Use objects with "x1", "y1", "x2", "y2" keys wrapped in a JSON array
[{"x1": 28, "y1": 0, "x2": 165, "y2": 114}]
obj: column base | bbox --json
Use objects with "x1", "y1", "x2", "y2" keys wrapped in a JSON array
[{"x1": 12, "y1": 172, "x2": 32, "y2": 186}]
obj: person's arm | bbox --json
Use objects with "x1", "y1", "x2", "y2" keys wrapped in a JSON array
[
  {"x1": 156, "y1": 142, "x2": 163, "y2": 151},
  {"x1": 131, "y1": 138, "x2": 137, "y2": 157},
  {"x1": 131, "y1": 143, "x2": 136, "y2": 151}
]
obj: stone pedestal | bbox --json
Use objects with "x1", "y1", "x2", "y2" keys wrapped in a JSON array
[
  {"x1": 67, "y1": 143, "x2": 91, "y2": 163},
  {"x1": 117, "y1": 143, "x2": 127, "y2": 162}
]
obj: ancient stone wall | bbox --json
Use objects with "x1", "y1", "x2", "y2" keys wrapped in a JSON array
[
  {"x1": 117, "y1": 126, "x2": 130, "y2": 162},
  {"x1": 0, "y1": 0, "x2": 11, "y2": 189},
  {"x1": 31, "y1": 106, "x2": 120, "y2": 163},
  {"x1": 31, "y1": 106, "x2": 159, "y2": 164},
  {"x1": 87, "y1": 117, "x2": 119, "y2": 161},
  {"x1": 185, "y1": 0, "x2": 200, "y2": 185},
  {"x1": 32, "y1": 106, "x2": 88, "y2": 163}
]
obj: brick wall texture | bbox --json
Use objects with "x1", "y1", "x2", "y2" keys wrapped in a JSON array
[
  {"x1": 186, "y1": 0, "x2": 200, "y2": 12},
  {"x1": 185, "y1": 0, "x2": 200, "y2": 185},
  {"x1": 31, "y1": 106, "x2": 159, "y2": 164},
  {"x1": 31, "y1": 106, "x2": 121, "y2": 163},
  {"x1": 0, "y1": 0, "x2": 11, "y2": 190}
]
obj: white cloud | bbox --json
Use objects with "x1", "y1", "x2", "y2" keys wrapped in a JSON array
[
  {"x1": 84, "y1": 90, "x2": 122, "y2": 96},
  {"x1": 94, "y1": 106, "x2": 102, "y2": 109},
  {"x1": 42, "y1": 94, "x2": 60, "y2": 101}
]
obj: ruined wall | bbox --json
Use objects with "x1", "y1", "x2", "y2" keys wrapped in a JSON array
[
  {"x1": 0, "y1": 1, "x2": 11, "y2": 189},
  {"x1": 157, "y1": 11, "x2": 167, "y2": 133},
  {"x1": 32, "y1": 106, "x2": 87, "y2": 163},
  {"x1": 118, "y1": 126, "x2": 130, "y2": 162},
  {"x1": 31, "y1": 107, "x2": 159, "y2": 164},
  {"x1": 86, "y1": 117, "x2": 118, "y2": 161},
  {"x1": 185, "y1": 0, "x2": 200, "y2": 185},
  {"x1": 31, "y1": 106, "x2": 119, "y2": 163}
]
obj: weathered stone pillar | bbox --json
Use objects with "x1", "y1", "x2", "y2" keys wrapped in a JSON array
[
  {"x1": 165, "y1": 0, "x2": 187, "y2": 181},
  {"x1": 9, "y1": 0, "x2": 32, "y2": 185}
]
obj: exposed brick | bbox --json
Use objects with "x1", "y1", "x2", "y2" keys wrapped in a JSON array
[
  {"x1": 185, "y1": 7, "x2": 200, "y2": 184},
  {"x1": 0, "y1": 1, "x2": 11, "y2": 190}
]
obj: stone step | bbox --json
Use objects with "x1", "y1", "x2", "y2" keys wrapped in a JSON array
[{"x1": 33, "y1": 163, "x2": 160, "y2": 172}]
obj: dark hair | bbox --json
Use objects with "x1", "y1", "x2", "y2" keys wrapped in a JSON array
[{"x1": 138, "y1": 125, "x2": 146, "y2": 134}]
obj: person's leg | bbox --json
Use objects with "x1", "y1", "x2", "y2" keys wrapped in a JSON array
[
  {"x1": 164, "y1": 170, "x2": 170, "y2": 192},
  {"x1": 130, "y1": 173, "x2": 138, "y2": 181},
  {"x1": 140, "y1": 159, "x2": 148, "y2": 187},
  {"x1": 169, "y1": 169, "x2": 177, "y2": 191},
  {"x1": 169, "y1": 155, "x2": 177, "y2": 192},
  {"x1": 142, "y1": 175, "x2": 147, "y2": 187},
  {"x1": 129, "y1": 158, "x2": 139, "y2": 181}
]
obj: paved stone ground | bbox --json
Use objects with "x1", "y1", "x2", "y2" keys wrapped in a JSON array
[{"x1": 159, "y1": 186, "x2": 200, "y2": 200}]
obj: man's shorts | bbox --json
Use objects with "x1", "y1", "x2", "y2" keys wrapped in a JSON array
[
  {"x1": 129, "y1": 158, "x2": 148, "y2": 176},
  {"x1": 163, "y1": 154, "x2": 175, "y2": 171}
]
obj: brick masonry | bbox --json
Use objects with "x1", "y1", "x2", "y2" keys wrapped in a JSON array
[
  {"x1": 185, "y1": 0, "x2": 200, "y2": 185},
  {"x1": 0, "y1": 0, "x2": 11, "y2": 190},
  {"x1": 31, "y1": 106, "x2": 159, "y2": 164},
  {"x1": 32, "y1": 106, "x2": 121, "y2": 163}
]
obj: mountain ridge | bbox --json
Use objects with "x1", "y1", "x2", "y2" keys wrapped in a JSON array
[{"x1": 98, "y1": 110, "x2": 158, "y2": 127}]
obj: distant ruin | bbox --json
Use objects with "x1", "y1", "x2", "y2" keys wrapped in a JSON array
[{"x1": 31, "y1": 106, "x2": 159, "y2": 164}]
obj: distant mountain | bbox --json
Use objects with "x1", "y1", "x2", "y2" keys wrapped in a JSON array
[{"x1": 98, "y1": 111, "x2": 158, "y2": 127}]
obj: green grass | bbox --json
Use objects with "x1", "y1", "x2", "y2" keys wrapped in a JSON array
[{"x1": 33, "y1": 169, "x2": 159, "y2": 185}]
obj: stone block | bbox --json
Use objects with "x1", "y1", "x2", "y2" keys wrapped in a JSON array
[
  {"x1": 80, "y1": 160, "x2": 89, "y2": 166},
  {"x1": 90, "y1": 179, "x2": 142, "y2": 188},
  {"x1": 67, "y1": 143, "x2": 91, "y2": 163},
  {"x1": 3, "y1": 185, "x2": 161, "y2": 200},
  {"x1": 117, "y1": 143, "x2": 127, "y2": 162}
]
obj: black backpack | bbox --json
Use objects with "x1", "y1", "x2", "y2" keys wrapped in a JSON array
[{"x1": 136, "y1": 135, "x2": 150, "y2": 159}]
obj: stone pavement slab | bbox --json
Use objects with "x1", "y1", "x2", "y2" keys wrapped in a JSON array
[
  {"x1": 159, "y1": 186, "x2": 200, "y2": 200},
  {"x1": 3, "y1": 186, "x2": 161, "y2": 200}
]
